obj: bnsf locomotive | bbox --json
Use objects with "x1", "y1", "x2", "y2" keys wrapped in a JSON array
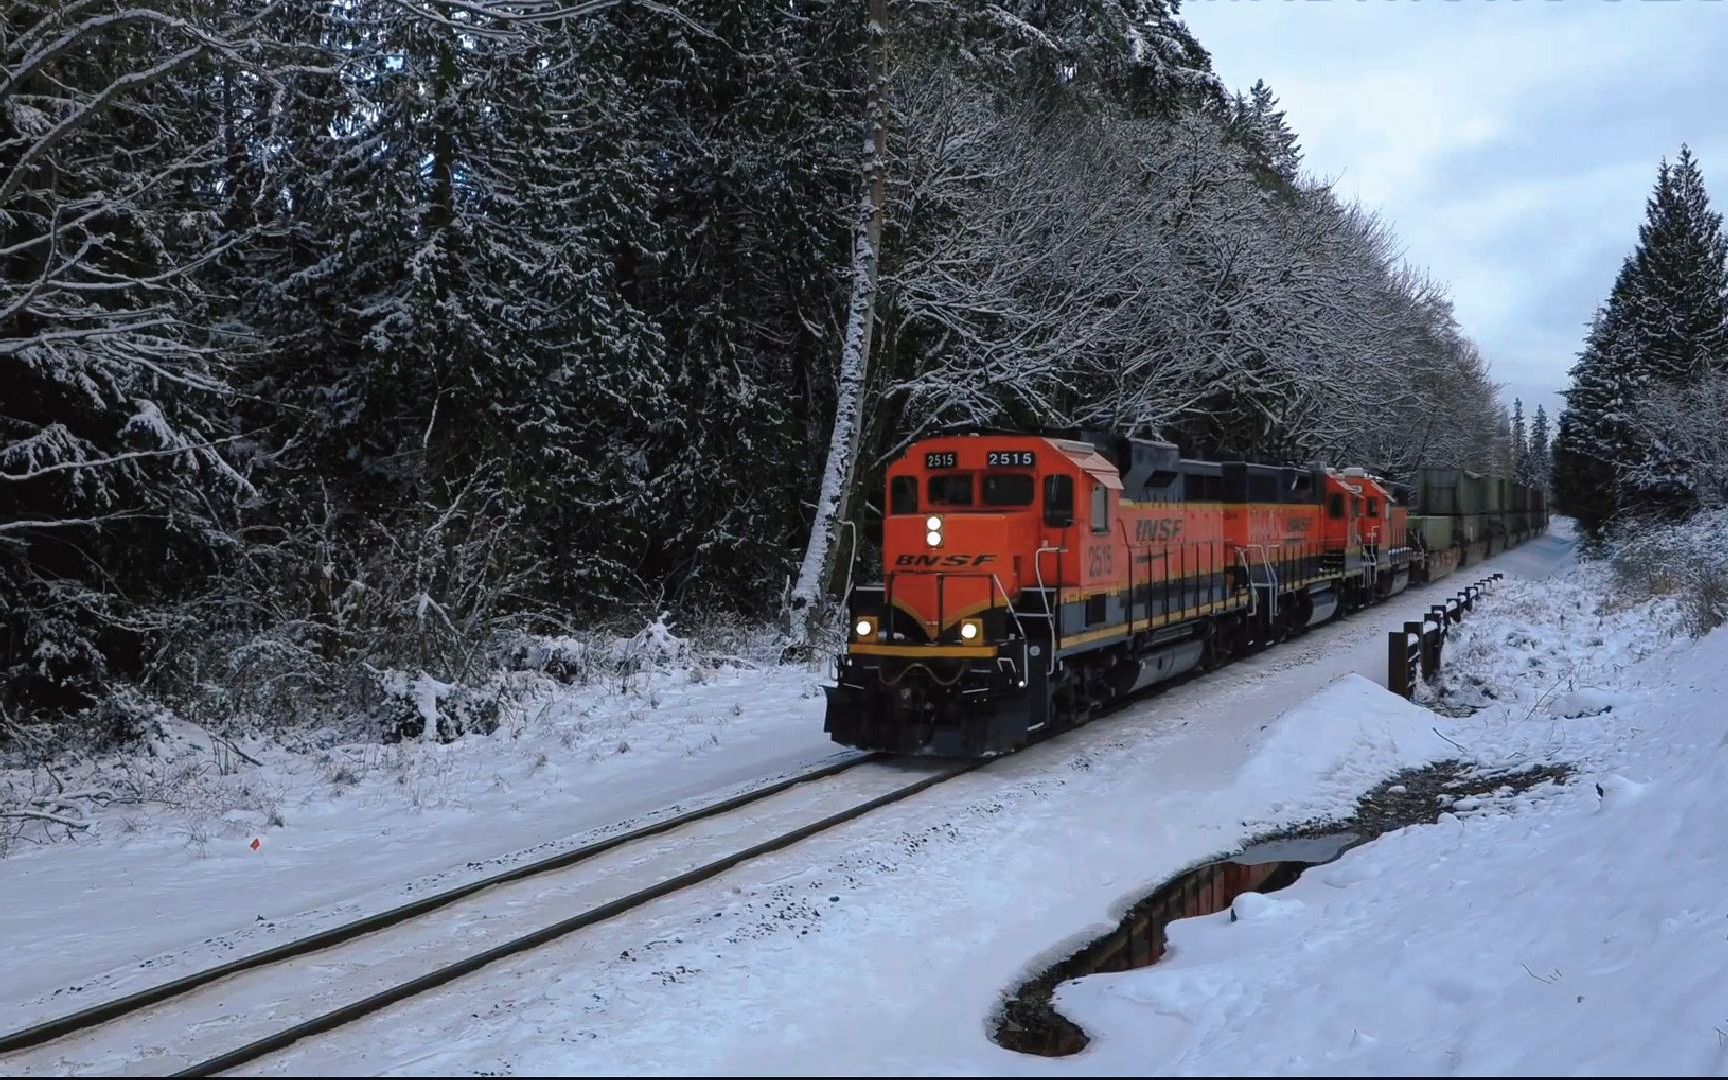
[{"x1": 824, "y1": 431, "x2": 1546, "y2": 756}]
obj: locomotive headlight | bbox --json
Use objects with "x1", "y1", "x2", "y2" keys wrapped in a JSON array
[
  {"x1": 925, "y1": 530, "x2": 943, "y2": 548},
  {"x1": 925, "y1": 514, "x2": 943, "y2": 533},
  {"x1": 854, "y1": 617, "x2": 876, "y2": 640},
  {"x1": 959, "y1": 618, "x2": 983, "y2": 641}
]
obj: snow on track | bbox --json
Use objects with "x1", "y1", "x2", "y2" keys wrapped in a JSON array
[
  {"x1": 1, "y1": 758, "x2": 957, "y2": 1077},
  {"x1": 0, "y1": 667, "x2": 838, "y2": 1021}
]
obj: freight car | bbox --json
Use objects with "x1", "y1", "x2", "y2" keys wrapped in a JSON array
[
  {"x1": 1407, "y1": 468, "x2": 1549, "y2": 583},
  {"x1": 824, "y1": 431, "x2": 1543, "y2": 756}
]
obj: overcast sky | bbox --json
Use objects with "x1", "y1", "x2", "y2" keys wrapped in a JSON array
[{"x1": 1184, "y1": 0, "x2": 1728, "y2": 425}]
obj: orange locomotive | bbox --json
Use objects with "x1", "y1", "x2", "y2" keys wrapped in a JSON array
[{"x1": 824, "y1": 431, "x2": 1415, "y2": 756}]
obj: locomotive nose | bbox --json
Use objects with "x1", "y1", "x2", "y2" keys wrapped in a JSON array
[
  {"x1": 883, "y1": 512, "x2": 1024, "y2": 642},
  {"x1": 889, "y1": 512, "x2": 1009, "y2": 572}
]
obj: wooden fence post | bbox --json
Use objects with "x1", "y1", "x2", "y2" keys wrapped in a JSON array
[{"x1": 1388, "y1": 630, "x2": 1416, "y2": 698}]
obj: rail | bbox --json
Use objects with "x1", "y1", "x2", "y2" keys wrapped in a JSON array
[
  {"x1": 1242, "y1": 543, "x2": 1280, "y2": 623},
  {"x1": 0, "y1": 753, "x2": 887, "y2": 1061},
  {"x1": 1233, "y1": 548, "x2": 1258, "y2": 618},
  {"x1": 169, "y1": 757, "x2": 985, "y2": 1077}
]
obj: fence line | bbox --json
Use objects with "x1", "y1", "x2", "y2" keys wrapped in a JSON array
[{"x1": 1388, "y1": 572, "x2": 1505, "y2": 699}]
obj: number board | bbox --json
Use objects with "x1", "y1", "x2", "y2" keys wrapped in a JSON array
[
  {"x1": 986, "y1": 451, "x2": 1036, "y2": 468},
  {"x1": 924, "y1": 451, "x2": 958, "y2": 469}
]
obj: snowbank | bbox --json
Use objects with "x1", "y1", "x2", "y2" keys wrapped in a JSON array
[
  {"x1": 1233, "y1": 673, "x2": 1456, "y2": 820},
  {"x1": 1062, "y1": 560, "x2": 1728, "y2": 1076}
]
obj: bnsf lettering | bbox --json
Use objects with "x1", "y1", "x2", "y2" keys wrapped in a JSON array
[
  {"x1": 1134, "y1": 518, "x2": 1184, "y2": 542},
  {"x1": 1087, "y1": 544, "x2": 1113, "y2": 577},
  {"x1": 895, "y1": 554, "x2": 998, "y2": 567}
]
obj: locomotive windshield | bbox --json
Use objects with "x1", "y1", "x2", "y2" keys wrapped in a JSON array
[
  {"x1": 890, "y1": 475, "x2": 918, "y2": 514},
  {"x1": 928, "y1": 474, "x2": 974, "y2": 506},
  {"x1": 982, "y1": 473, "x2": 1034, "y2": 506}
]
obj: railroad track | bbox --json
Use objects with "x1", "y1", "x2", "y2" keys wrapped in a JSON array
[{"x1": 0, "y1": 753, "x2": 984, "y2": 1077}]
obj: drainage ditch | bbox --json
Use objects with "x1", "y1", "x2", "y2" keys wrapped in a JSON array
[{"x1": 993, "y1": 759, "x2": 1572, "y2": 1057}]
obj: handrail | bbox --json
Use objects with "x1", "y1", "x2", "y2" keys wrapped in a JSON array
[
  {"x1": 1245, "y1": 543, "x2": 1279, "y2": 623},
  {"x1": 989, "y1": 573, "x2": 1028, "y2": 643},
  {"x1": 1235, "y1": 548, "x2": 1257, "y2": 618},
  {"x1": 1034, "y1": 545, "x2": 1063, "y2": 673},
  {"x1": 1268, "y1": 544, "x2": 1281, "y2": 621},
  {"x1": 839, "y1": 520, "x2": 858, "y2": 608}
]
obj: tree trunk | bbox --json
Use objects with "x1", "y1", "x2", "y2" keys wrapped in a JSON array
[{"x1": 786, "y1": 0, "x2": 888, "y2": 650}]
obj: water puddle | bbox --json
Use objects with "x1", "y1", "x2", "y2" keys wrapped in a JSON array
[
  {"x1": 994, "y1": 760, "x2": 1570, "y2": 1057},
  {"x1": 1228, "y1": 830, "x2": 1360, "y2": 865}
]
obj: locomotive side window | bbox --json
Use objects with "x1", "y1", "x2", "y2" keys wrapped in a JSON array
[
  {"x1": 1328, "y1": 494, "x2": 1345, "y2": 518},
  {"x1": 1091, "y1": 483, "x2": 1109, "y2": 534},
  {"x1": 983, "y1": 473, "x2": 1034, "y2": 506},
  {"x1": 890, "y1": 476, "x2": 918, "y2": 515},
  {"x1": 1044, "y1": 475, "x2": 1074, "y2": 526},
  {"x1": 1367, "y1": 498, "x2": 1380, "y2": 517},
  {"x1": 1185, "y1": 472, "x2": 1224, "y2": 502},
  {"x1": 928, "y1": 474, "x2": 974, "y2": 507}
]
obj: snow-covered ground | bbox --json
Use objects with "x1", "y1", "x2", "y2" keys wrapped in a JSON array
[
  {"x1": 4, "y1": 525, "x2": 1605, "y2": 1077},
  {"x1": 0, "y1": 660, "x2": 842, "y2": 1017},
  {"x1": 1062, "y1": 543, "x2": 1726, "y2": 1077}
]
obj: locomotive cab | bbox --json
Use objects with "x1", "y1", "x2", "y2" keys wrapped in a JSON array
[
  {"x1": 859, "y1": 438, "x2": 1049, "y2": 645},
  {"x1": 826, "y1": 434, "x2": 1108, "y2": 755},
  {"x1": 1320, "y1": 468, "x2": 1411, "y2": 601}
]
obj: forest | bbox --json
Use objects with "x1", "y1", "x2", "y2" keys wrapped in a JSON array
[{"x1": 2, "y1": 0, "x2": 1517, "y2": 740}]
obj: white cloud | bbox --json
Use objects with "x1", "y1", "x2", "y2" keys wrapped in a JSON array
[{"x1": 1184, "y1": 0, "x2": 1728, "y2": 415}]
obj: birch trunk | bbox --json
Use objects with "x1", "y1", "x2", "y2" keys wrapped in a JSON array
[{"x1": 787, "y1": 0, "x2": 888, "y2": 649}]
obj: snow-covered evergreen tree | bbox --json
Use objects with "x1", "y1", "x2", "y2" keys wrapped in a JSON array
[
  {"x1": 1624, "y1": 148, "x2": 1728, "y2": 384},
  {"x1": 1510, "y1": 399, "x2": 1529, "y2": 484},
  {"x1": 0, "y1": 0, "x2": 277, "y2": 721},
  {"x1": 1558, "y1": 299, "x2": 1635, "y2": 527},
  {"x1": 1560, "y1": 148, "x2": 1728, "y2": 529},
  {"x1": 1528, "y1": 404, "x2": 1552, "y2": 491},
  {"x1": 1227, "y1": 79, "x2": 1302, "y2": 186}
]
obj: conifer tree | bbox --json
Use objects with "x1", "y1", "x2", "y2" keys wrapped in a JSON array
[
  {"x1": 1560, "y1": 149, "x2": 1728, "y2": 529},
  {"x1": 1228, "y1": 79, "x2": 1302, "y2": 186},
  {"x1": 1625, "y1": 147, "x2": 1728, "y2": 384},
  {"x1": 1558, "y1": 299, "x2": 1637, "y2": 529},
  {"x1": 0, "y1": 0, "x2": 284, "y2": 720},
  {"x1": 1510, "y1": 398, "x2": 1528, "y2": 484},
  {"x1": 1528, "y1": 404, "x2": 1551, "y2": 490}
]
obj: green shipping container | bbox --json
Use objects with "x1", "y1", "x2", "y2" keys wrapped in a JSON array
[
  {"x1": 1414, "y1": 515, "x2": 1454, "y2": 550},
  {"x1": 1457, "y1": 473, "x2": 1487, "y2": 516},
  {"x1": 1418, "y1": 468, "x2": 1461, "y2": 515}
]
